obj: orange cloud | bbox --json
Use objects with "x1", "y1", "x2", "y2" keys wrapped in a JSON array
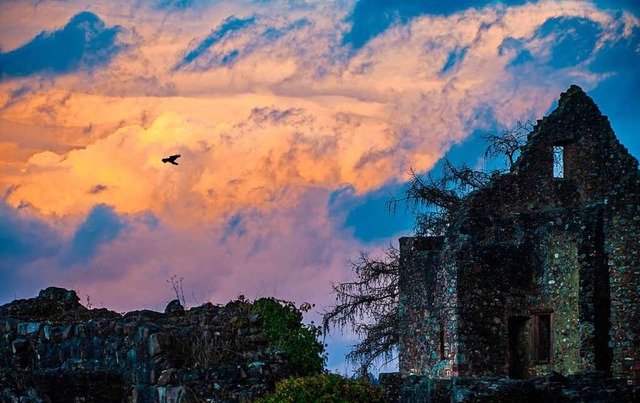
[{"x1": 1, "y1": 0, "x2": 637, "y2": 309}]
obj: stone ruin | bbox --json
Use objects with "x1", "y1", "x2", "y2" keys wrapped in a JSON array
[
  {"x1": 0, "y1": 287, "x2": 302, "y2": 402},
  {"x1": 398, "y1": 85, "x2": 640, "y2": 386}
]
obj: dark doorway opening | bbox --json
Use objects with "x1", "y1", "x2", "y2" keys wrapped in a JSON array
[{"x1": 508, "y1": 316, "x2": 530, "y2": 379}]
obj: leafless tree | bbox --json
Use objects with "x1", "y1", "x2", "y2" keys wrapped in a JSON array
[
  {"x1": 322, "y1": 246, "x2": 399, "y2": 374},
  {"x1": 323, "y1": 121, "x2": 530, "y2": 372},
  {"x1": 483, "y1": 120, "x2": 533, "y2": 170}
]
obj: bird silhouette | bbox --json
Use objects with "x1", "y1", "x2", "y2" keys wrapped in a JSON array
[{"x1": 162, "y1": 154, "x2": 181, "y2": 165}]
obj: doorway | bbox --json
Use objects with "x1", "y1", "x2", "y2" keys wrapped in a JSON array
[{"x1": 508, "y1": 316, "x2": 530, "y2": 379}]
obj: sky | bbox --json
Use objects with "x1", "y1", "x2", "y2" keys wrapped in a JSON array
[{"x1": 0, "y1": 0, "x2": 639, "y2": 373}]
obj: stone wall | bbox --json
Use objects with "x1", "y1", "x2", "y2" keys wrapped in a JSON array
[
  {"x1": 607, "y1": 188, "x2": 640, "y2": 382},
  {"x1": 397, "y1": 86, "x2": 640, "y2": 382},
  {"x1": 398, "y1": 236, "x2": 444, "y2": 376},
  {"x1": 532, "y1": 221, "x2": 582, "y2": 376},
  {"x1": 400, "y1": 372, "x2": 639, "y2": 403},
  {"x1": 1, "y1": 287, "x2": 300, "y2": 402}
]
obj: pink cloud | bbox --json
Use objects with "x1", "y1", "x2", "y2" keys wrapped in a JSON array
[{"x1": 1, "y1": 0, "x2": 638, "y2": 373}]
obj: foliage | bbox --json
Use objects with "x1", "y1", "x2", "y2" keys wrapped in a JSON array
[
  {"x1": 260, "y1": 374, "x2": 383, "y2": 403},
  {"x1": 323, "y1": 122, "x2": 530, "y2": 372},
  {"x1": 176, "y1": 296, "x2": 325, "y2": 374},
  {"x1": 253, "y1": 297, "x2": 327, "y2": 375}
]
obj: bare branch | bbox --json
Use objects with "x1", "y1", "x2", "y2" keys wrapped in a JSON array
[
  {"x1": 325, "y1": 121, "x2": 533, "y2": 373},
  {"x1": 323, "y1": 245, "x2": 399, "y2": 369},
  {"x1": 482, "y1": 120, "x2": 531, "y2": 170}
]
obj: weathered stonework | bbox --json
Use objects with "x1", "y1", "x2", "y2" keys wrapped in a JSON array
[
  {"x1": 399, "y1": 86, "x2": 640, "y2": 384},
  {"x1": 1, "y1": 287, "x2": 302, "y2": 402}
]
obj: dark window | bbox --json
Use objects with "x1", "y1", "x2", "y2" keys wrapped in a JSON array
[
  {"x1": 532, "y1": 314, "x2": 552, "y2": 363},
  {"x1": 553, "y1": 146, "x2": 564, "y2": 178}
]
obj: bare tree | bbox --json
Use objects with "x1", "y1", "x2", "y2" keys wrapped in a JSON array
[
  {"x1": 323, "y1": 122, "x2": 530, "y2": 372},
  {"x1": 322, "y1": 246, "x2": 399, "y2": 374},
  {"x1": 482, "y1": 120, "x2": 532, "y2": 170},
  {"x1": 388, "y1": 158, "x2": 492, "y2": 236}
]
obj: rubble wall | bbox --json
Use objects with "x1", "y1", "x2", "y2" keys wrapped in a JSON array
[
  {"x1": 398, "y1": 236, "x2": 443, "y2": 376},
  {"x1": 1, "y1": 288, "x2": 299, "y2": 402},
  {"x1": 607, "y1": 189, "x2": 640, "y2": 381},
  {"x1": 398, "y1": 86, "x2": 640, "y2": 382}
]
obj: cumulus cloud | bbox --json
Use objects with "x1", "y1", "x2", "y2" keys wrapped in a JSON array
[
  {"x1": 0, "y1": 0, "x2": 638, "y2": 317},
  {"x1": 1, "y1": 0, "x2": 638, "y2": 371},
  {"x1": 345, "y1": 0, "x2": 507, "y2": 49}
]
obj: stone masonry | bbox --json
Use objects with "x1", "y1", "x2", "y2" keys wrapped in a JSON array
[
  {"x1": 398, "y1": 85, "x2": 640, "y2": 384},
  {"x1": 1, "y1": 287, "x2": 301, "y2": 402}
]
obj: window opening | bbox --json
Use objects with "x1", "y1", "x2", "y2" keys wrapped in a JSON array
[
  {"x1": 553, "y1": 146, "x2": 564, "y2": 178},
  {"x1": 532, "y1": 314, "x2": 552, "y2": 363}
]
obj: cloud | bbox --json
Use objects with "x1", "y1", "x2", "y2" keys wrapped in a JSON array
[
  {"x1": 175, "y1": 15, "x2": 257, "y2": 70},
  {"x1": 175, "y1": 14, "x2": 311, "y2": 70},
  {"x1": 88, "y1": 184, "x2": 108, "y2": 194},
  {"x1": 0, "y1": 1, "x2": 639, "y2": 368},
  {"x1": 0, "y1": 11, "x2": 124, "y2": 79},
  {"x1": 63, "y1": 204, "x2": 125, "y2": 266},
  {"x1": 0, "y1": 185, "x2": 366, "y2": 314},
  {"x1": 0, "y1": 201, "x2": 59, "y2": 262},
  {"x1": 0, "y1": 200, "x2": 61, "y2": 298},
  {"x1": 3, "y1": 1, "x2": 637, "y2": 225},
  {"x1": 342, "y1": 0, "x2": 531, "y2": 49}
]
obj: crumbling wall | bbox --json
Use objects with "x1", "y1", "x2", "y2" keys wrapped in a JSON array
[
  {"x1": 400, "y1": 372, "x2": 639, "y2": 402},
  {"x1": 398, "y1": 236, "x2": 443, "y2": 376},
  {"x1": 434, "y1": 242, "x2": 461, "y2": 378},
  {"x1": 1, "y1": 287, "x2": 298, "y2": 402},
  {"x1": 606, "y1": 188, "x2": 640, "y2": 382},
  {"x1": 398, "y1": 86, "x2": 640, "y2": 382}
]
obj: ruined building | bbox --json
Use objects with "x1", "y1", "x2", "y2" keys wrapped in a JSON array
[{"x1": 398, "y1": 85, "x2": 640, "y2": 383}]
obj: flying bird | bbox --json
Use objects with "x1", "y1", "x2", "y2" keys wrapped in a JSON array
[{"x1": 162, "y1": 154, "x2": 181, "y2": 165}]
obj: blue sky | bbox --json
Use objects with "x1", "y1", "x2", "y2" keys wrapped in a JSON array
[{"x1": 0, "y1": 0, "x2": 638, "y2": 374}]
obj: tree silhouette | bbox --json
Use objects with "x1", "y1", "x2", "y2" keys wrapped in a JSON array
[{"x1": 323, "y1": 122, "x2": 530, "y2": 373}]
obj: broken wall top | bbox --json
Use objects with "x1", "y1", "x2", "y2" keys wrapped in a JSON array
[{"x1": 512, "y1": 84, "x2": 638, "y2": 205}]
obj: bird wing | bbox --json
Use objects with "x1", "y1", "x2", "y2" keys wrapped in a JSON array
[{"x1": 171, "y1": 154, "x2": 181, "y2": 160}]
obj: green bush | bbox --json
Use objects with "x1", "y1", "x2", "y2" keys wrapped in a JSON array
[
  {"x1": 261, "y1": 374, "x2": 384, "y2": 403},
  {"x1": 252, "y1": 298, "x2": 326, "y2": 375}
]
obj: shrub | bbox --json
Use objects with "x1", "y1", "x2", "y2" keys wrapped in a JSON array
[
  {"x1": 252, "y1": 298, "x2": 326, "y2": 375},
  {"x1": 261, "y1": 374, "x2": 384, "y2": 403}
]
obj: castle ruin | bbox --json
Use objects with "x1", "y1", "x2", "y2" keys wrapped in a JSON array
[{"x1": 398, "y1": 85, "x2": 640, "y2": 384}]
